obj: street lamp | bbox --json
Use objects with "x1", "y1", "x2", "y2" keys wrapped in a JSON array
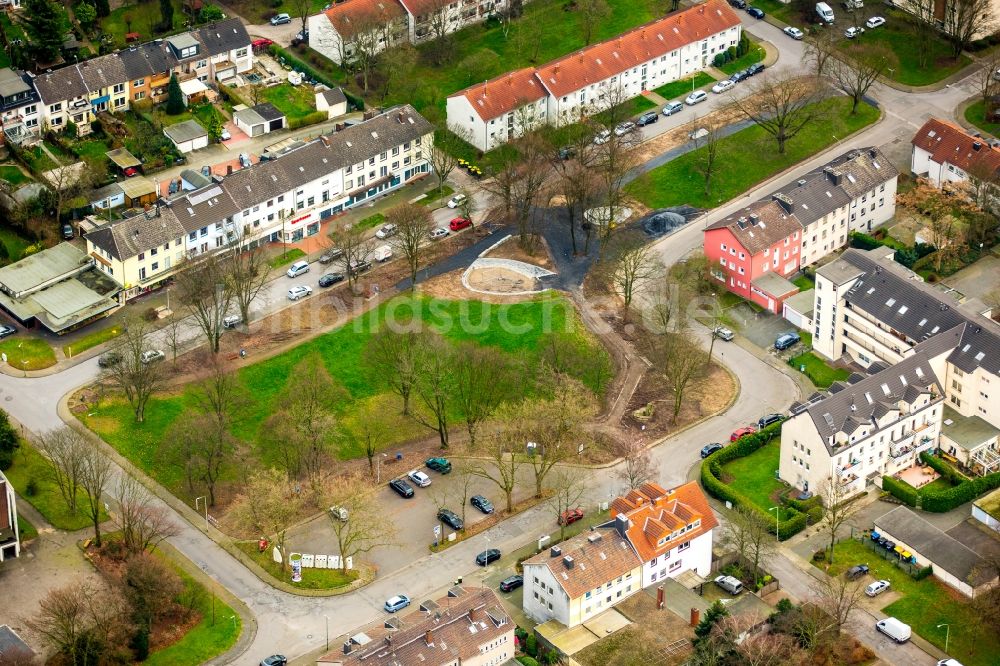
[
  {"x1": 194, "y1": 496, "x2": 209, "y2": 528},
  {"x1": 768, "y1": 506, "x2": 780, "y2": 541},
  {"x1": 937, "y1": 623, "x2": 950, "y2": 654},
  {"x1": 325, "y1": 615, "x2": 330, "y2": 651}
]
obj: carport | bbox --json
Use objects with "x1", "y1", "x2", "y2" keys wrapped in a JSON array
[{"x1": 106, "y1": 147, "x2": 140, "y2": 176}]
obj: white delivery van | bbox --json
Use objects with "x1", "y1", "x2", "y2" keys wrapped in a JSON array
[
  {"x1": 816, "y1": 2, "x2": 835, "y2": 22},
  {"x1": 373, "y1": 245, "x2": 393, "y2": 262},
  {"x1": 875, "y1": 617, "x2": 911, "y2": 643}
]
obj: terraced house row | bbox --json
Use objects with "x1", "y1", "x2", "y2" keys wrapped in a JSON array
[{"x1": 446, "y1": 0, "x2": 742, "y2": 151}]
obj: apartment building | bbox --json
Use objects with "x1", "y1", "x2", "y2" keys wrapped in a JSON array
[
  {"x1": 86, "y1": 105, "x2": 434, "y2": 300},
  {"x1": 317, "y1": 588, "x2": 513, "y2": 666},
  {"x1": 911, "y1": 117, "x2": 1000, "y2": 188},
  {"x1": 0, "y1": 67, "x2": 41, "y2": 145},
  {"x1": 447, "y1": 0, "x2": 742, "y2": 151},
  {"x1": 33, "y1": 18, "x2": 251, "y2": 135},
  {"x1": 1, "y1": 470, "x2": 20, "y2": 562}
]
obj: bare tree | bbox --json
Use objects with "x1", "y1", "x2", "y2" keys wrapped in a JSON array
[
  {"x1": 338, "y1": 12, "x2": 399, "y2": 92},
  {"x1": 190, "y1": 357, "x2": 247, "y2": 432},
  {"x1": 112, "y1": 475, "x2": 178, "y2": 555},
  {"x1": 430, "y1": 126, "x2": 471, "y2": 194},
  {"x1": 470, "y1": 429, "x2": 524, "y2": 514},
  {"x1": 907, "y1": 0, "x2": 941, "y2": 70},
  {"x1": 577, "y1": 0, "x2": 610, "y2": 45},
  {"x1": 818, "y1": 475, "x2": 862, "y2": 563},
  {"x1": 804, "y1": 29, "x2": 839, "y2": 78},
  {"x1": 174, "y1": 253, "x2": 234, "y2": 354},
  {"x1": 592, "y1": 86, "x2": 642, "y2": 248},
  {"x1": 389, "y1": 202, "x2": 433, "y2": 288},
  {"x1": 611, "y1": 237, "x2": 661, "y2": 319},
  {"x1": 410, "y1": 332, "x2": 455, "y2": 449},
  {"x1": 224, "y1": 231, "x2": 270, "y2": 331},
  {"x1": 36, "y1": 427, "x2": 85, "y2": 513},
  {"x1": 550, "y1": 128, "x2": 601, "y2": 256},
  {"x1": 690, "y1": 115, "x2": 725, "y2": 197},
  {"x1": 812, "y1": 575, "x2": 865, "y2": 637},
  {"x1": 229, "y1": 468, "x2": 303, "y2": 571},
  {"x1": 163, "y1": 311, "x2": 185, "y2": 366},
  {"x1": 365, "y1": 328, "x2": 422, "y2": 415},
  {"x1": 164, "y1": 413, "x2": 235, "y2": 506},
  {"x1": 451, "y1": 342, "x2": 518, "y2": 447},
  {"x1": 657, "y1": 322, "x2": 705, "y2": 423},
  {"x1": 338, "y1": 401, "x2": 389, "y2": 478},
  {"x1": 456, "y1": 188, "x2": 476, "y2": 226},
  {"x1": 102, "y1": 317, "x2": 166, "y2": 423},
  {"x1": 333, "y1": 223, "x2": 377, "y2": 292},
  {"x1": 483, "y1": 135, "x2": 552, "y2": 252},
  {"x1": 831, "y1": 44, "x2": 898, "y2": 114},
  {"x1": 723, "y1": 505, "x2": 775, "y2": 584},
  {"x1": 945, "y1": 0, "x2": 994, "y2": 58},
  {"x1": 714, "y1": 614, "x2": 801, "y2": 666},
  {"x1": 730, "y1": 74, "x2": 826, "y2": 154},
  {"x1": 292, "y1": 0, "x2": 310, "y2": 41},
  {"x1": 24, "y1": 581, "x2": 130, "y2": 665},
  {"x1": 548, "y1": 468, "x2": 587, "y2": 540},
  {"x1": 422, "y1": 0, "x2": 455, "y2": 65},
  {"x1": 611, "y1": 433, "x2": 659, "y2": 490},
  {"x1": 974, "y1": 52, "x2": 1000, "y2": 107},
  {"x1": 324, "y1": 474, "x2": 397, "y2": 572},
  {"x1": 78, "y1": 437, "x2": 113, "y2": 547}
]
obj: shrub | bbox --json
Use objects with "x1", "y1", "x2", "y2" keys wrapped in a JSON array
[
  {"x1": 775, "y1": 597, "x2": 794, "y2": 614},
  {"x1": 713, "y1": 53, "x2": 726, "y2": 67},
  {"x1": 913, "y1": 565, "x2": 933, "y2": 580},
  {"x1": 806, "y1": 505, "x2": 824, "y2": 525},
  {"x1": 130, "y1": 627, "x2": 149, "y2": 661},
  {"x1": 515, "y1": 627, "x2": 529, "y2": 642},
  {"x1": 812, "y1": 550, "x2": 826, "y2": 562},
  {"x1": 525, "y1": 634, "x2": 538, "y2": 656},
  {"x1": 517, "y1": 658, "x2": 539, "y2": 666},
  {"x1": 25, "y1": 478, "x2": 38, "y2": 497},
  {"x1": 881, "y1": 475, "x2": 919, "y2": 507},
  {"x1": 288, "y1": 111, "x2": 328, "y2": 130}
]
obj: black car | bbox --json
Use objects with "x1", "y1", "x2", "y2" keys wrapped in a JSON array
[
  {"x1": 319, "y1": 273, "x2": 345, "y2": 288},
  {"x1": 471, "y1": 495, "x2": 494, "y2": 514},
  {"x1": 0, "y1": 324, "x2": 16, "y2": 340},
  {"x1": 730, "y1": 70, "x2": 749, "y2": 83},
  {"x1": 437, "y1": 508, "x2": 464, "y2": 530},
  {"x1": 260, "y1": 656, "x2": 287, "y2": 666},
  {"x1": 389, "y1": 478, "x2": 414, "y2": 498},
  {"x1": 97, "y1": 350, "x2": 122, "y2": 368},
  {"x1": 425, "y1": 457, "x2": 452, "y2": 473},
  {"x1": 476, "y1": 548, "x2": 501, "y2": 566},
  {"x1": 637, "y1": 111, "x2": 659, "y2": 127},
  {"x1": 757, "y1": 413, "x2": 785, "y2": 429},
  {"x1": 319, "y1": 248, "x2": 343, "y2": 264},
  {"x1": 728, "y1": 0, "x2": 746, "y2": 7},
  {"x1": 745, "y1": 63, "x2": 766, "y2": 76},
  {"x1": 499, "y1": 575, "x2": 524, "y2": 593},
  {"x1": 746, "y1": 7, "x2": 765, "y2": 18},
  {"x1": 700, "y1": 442, "x2": 724, "y2": 458},
  {"x1": 846, "y1": 564, "x2": 870, "y2": 580},
  {"x1": 62, "y1": 224, "x2": 74, "y2": 239}
]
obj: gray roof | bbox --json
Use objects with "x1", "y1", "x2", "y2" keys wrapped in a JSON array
[
  {"x1": 0, "y1": 625, "x2": 34, "y2": 658},
  {"x1": 0, "y1": 242, "x2": 94, "y2": 297},
  {"x1": 106, "y1": 147, "x2": 141, "y2": 169},
  {"x1": 783, "y1": 289, "x2": 815, "y2": 318},
  {"x1": 194, "y1": 18, "x2": 251, "y2": 57},
  {"x1": 164, "y1": 119, "x2": 208, "y2": 144},
  {"x1": 34, "y1": 63, "x2": 88, "y2": 103},
  {"x1": 0, "y1": 67, "x2": 31, "y2": 98},
  {"x1": 167, "y1": 33, "x2": 200, "y2": 52},
  {"x1": 233, "y1": 106, "x2": 265, "y2": 127},
  {"x1": 77, "y1": 56, "x2": 128, "y2": 97},
  {"x1": 318, "y1": 87, "x2": 347, "y2": 106},
  {"x1": 875, "y1": 506, "x2": 993, "y2": 586},
  {"x1": 253, "y1": 102, "x2": 284, "y2": 121},
  {"x1": 165, "y1": 184, "x2": 241, "y2": 234},
  {"x1": 90, "y1": 182, "x2": 124, "y2": 202},
  {"x1": 180, "y1": 168, "x2": 212, "y2": 189},
  {"x1": 118, "y1": 42, "x2": 172, "y2": 81},
  {"x1": 86, "y1": 207, "x2": 185, "y2": 261},
  {"x1": 941, "y1": 405, "x2": 1000, "y2": 451},
  {"x1": 750, "y1": 271, "x2": 797, "y2": 298}
]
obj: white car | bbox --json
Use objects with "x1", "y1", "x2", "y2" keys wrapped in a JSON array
[
  {"x1": 407, "y1": 470, "x2": 432, "y2": 487},
  {"x1": 685, "y1": 90, "x2": 708, "y2": 105},
  {"x1": 447, "y1": 193, "x2": 467, "y2": 209},
  {"x1": 140, "y1": 350, "x2": 165, "y2": 364},
  {"x1": 865, "y1": 15, "x2": 885, "y2": 28},
  {"x1": 613, "y1": 121, "x2": 635, "y2": 136},
  {"x1": 865, "y1": 579, "x2": 891, "y2": 597},
  {"x1": 220, "y1": 128, "x2": 231, "y2": 141},
  {"x1": 712, "y1": 80, "x2": 735, "y2": 94},
  {"x1": 428, "y1": 227, "x2": 449, "y2": 240},
  {"x1": 844, "y1": 26, "x2": 865, "y2": 38},
  {"x1": 593, "y1": 129, "x2": 612, "y2": 144},
  {"x1": 375, "y1": 223, "x2": 398, "y2": 239},
  {"x1": 783, "y1": 26, "x2": 804, "y2": 40},
  {"x1": 287, "y1": 285, "x2": 312, "y2": 301}
]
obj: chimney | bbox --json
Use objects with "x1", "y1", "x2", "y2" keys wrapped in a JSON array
[
  {"x1": 749, "y1": 213, "x2": 759, "y2": 226},
  {"x1": 973, "y1": 141, "x2": 982, "y2": 151},
  {"x1": 563, "y1": 555, "x2": 575, "y2": 569},
  {"x1": 657, "y1": 585, "x2": 665, "y2": 610},
  {"x1": 343, "y1": 641, "x2": 353, "y2": 655},
  {"x1": 690, "y1": 608, "x2": 700, "y2": 626},
  {"x1": 550, "y1": 545, "x2": 562, "y2": 558},
  {"x1": 397, "y1": 111, "x2": 403, "y2": 124},
  {"x1": 320, "y1": 135, "x2": 330, "y2": 147},
  {"x1": 824, "y1": 167, "x2": 842, "y2": 186},
  {"x1": 615, "y1": 514, "x2": 629, "y2": 539},
  {"x1": 554, "y1": 65, "x2": 560, "y2": 76},
  {"x1": 425, "y1": 630, "x2": 434, "y2": 646},
  {"x1": 868, "y1": 148, "x2": 877, "y2": 158},
  {"x1": 773, "y1": 192, "x2": 794, "y2": 214}
]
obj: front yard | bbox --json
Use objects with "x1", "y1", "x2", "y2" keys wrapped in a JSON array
[
  {"x1": 653, "y1": 72, "x2": 716, "y2": 101},
  {"x1": 719, "y1": 438, "x2": 795, "y2": 520},
  {"x1": 788, "y1": 350, "x2": 850, "y2": 388},
  {"x1": 0, "y1": 337, "x2": 57, "y2": 371}
]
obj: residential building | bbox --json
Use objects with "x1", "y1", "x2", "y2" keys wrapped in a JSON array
[
  {"x1": 400, "y1": 0, "x2": 503, "y2": 43},
  {"x1": 308, "y1": 0, "x2": 410, "y2": 66},
  {"x1": 892, "y1": 0, "x2": 1000, "y2": 41},
  {"x1": 0, "y1": 67, "x2": 41, "y2": 145},
  {"x1": 86, "y1": 105, "x2": 434, "y2": 300},
  {"x1": 522, "y1": 481, "x2": 716, "y2": 629},
  {"x1": 0, "y1": 626, "x2": 34, "y2": 662},
  {"x1": 317, "y1": 587, "x2": 513, "y2": 666},
  {"x1": 1, "y1": 470, "x2": 20, "y2": 562},
  {"x1": 911, "y1": 117, "x2": 1000, "y2": 188},
  {"x1": 447, "y1": 0, "x2": 742, "y2": 151}
]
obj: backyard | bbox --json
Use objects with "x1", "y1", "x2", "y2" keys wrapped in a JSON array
[
  {"x1": 824, "y1": 539, "x2": 1000, "y2": 666},
  {"x1": 788, "y1": 350, "x2": 850, "y2": 388},
  {"x1": 718, "y1": 437, "x2": 795, "y2": 520},
  {"x1": 0, "y1": 164, "x2": 31, "y2": 187},
  {"x1": 0, "y1": 226, "x2": 34, "y2": 264},
  {"x1": 256, "y1": 83, "x2": 318, "y2": 123},
  {"x1": 629, "y1": 96, "x2": 879, "y2": 209},
  {"x1": 964, "y1": 99, "x2": 1000, "y2": 138},
  {"x1": 99, "y1": 0, "x2": 186, "y2": 49}
]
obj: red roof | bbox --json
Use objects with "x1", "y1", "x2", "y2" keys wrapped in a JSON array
[
  {"x1": 536, "y1": 0, "x2": 741, "y2": 98},
  {"x1": 397, "y1": 0, "x2": 444, "y2": 18},
  {"x1": 610, "y1": 481, "x2": 718, "y2": 564},
  {"x1": 322, "y1": 0, "x2": 407, "y2": 38},
  {"x1": 452, "y1": 67, "x2": 547, "y2": 122},
  {"x1": 912, "y1": 117, "x2": 1000, "y2": 177}
]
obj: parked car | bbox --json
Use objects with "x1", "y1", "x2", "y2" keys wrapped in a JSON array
[
  {"x1": 260, "y1": 656, "x2": 287, "y2": 666},
  {"x1": 372, "y1": 245, "x2": 393, "y2": 262},
  {"x1": 476, "y1": 548, "x2": 501, "y2": 566},
  {"x1": 875, "y1": 617, "x2": 911, "y2": 643},
  {"x1": 613, "y1": 121, "x2": 636, "y2": 136},
  {"x1": 499, "y1": 575, "x2": 524, "y2": 593},
  {"x1": 286, "y1": 260, "x2": 310, "y2": 278},
  {"x1": 730, "y1": 426, "x2": 756, "y2": 442},
  {"x1": 712, "y1": 80, "x2": 736, "y2": 94},
  {"x1": 375, "y1": 223, "x2": 398, "y2": 239},
  {"x1": 662, "y1": 101, "x2": 684, "y2": 116},
  {"x1": 845, "y1": 564, "x2": 870, "y2": 580},
  {"x1": 637, "y1": 111, "x2": 658, "y2": 127},
  {"x1": 745, "y1": 63, "x2": 766, "y2": 76},
  {"x1": 437, "y1": 508, "x2": 464, "y2": 530},
  {"x1": 140, "y1": 350, "x2": 165, "y2": 364},
  {"x1": 783, "y1": 26, "x2": 804, "y2": 39},
  {"x1": 714, "y1": 575, "x2": 744, "y2": 595},
  {"x1": 449, "y1": 217, "x2": 472, "y2": 231},
  {"x1": 429, "y1": 227, "x2": 449, "y2": 240},
  {"x1": 220, "y1": 128, "x2": 231, "y2": 141},
  {"x1": 222, "y1": 314, "x2": 242, "y2": 329},
  {"x1": 685, "y1": 90, "x2": 708, "y2": 105},
  {"x1": 757, "y1": 413, "x2": 785, "y2": 429},
  {"x1": 270, "y1": 13, "x2": 291, "y2": 25},
  {"x1": 865, "y1": 579, "x2": 891, "y2": 597},
  {"x1": 0, "y1": 324, "x2": 16, "y2": 340},
  {"x1": 349, "y1": 259, "x2": 372, "y2": 276},
  {"x1": 407, "y1": 469, "x2": 432, "y2": 487},
  {"x1": 865, "y1": 15, "x2": 885, "y2": 28},
  {"x1": 97, "y1": 350, "x2": 122, "y2": 368},
  {"x1": 558, "y1": 146, "x2": 577, "y2": 160},
  {"x1": 294, "y1": 30, "x2": 309, "y2": 42},
  {"x1": 447, "y1": 193, "x2": 467, "y2": 209},
  {"x1": 593, "y1": 128, "x2": 612, "y2": 144},
  {"x1": 389, "y1": 478, "x2": 414, "y2": 498},
  {"x1": 62, "y1": 223, "x2": 74, "y2": 239},
  {"x1": 123, "y1": 166, "x2": 139, "y2": 177},
  {"x1": 844, "y1": 26, "x2": 865, "y2": 38},
  {"x1": 774, "y1": 332, "x2": 801, "y2": 350},
  {"x1": 729, "y1": 70, "x2": 749, "y2": 83},
  {"x1": 471, "y1": 495, "x2": 494, "y2": 514},
  {"x1": 384, "y1": 595, "x2": 410, "y2": 613},
  {"x1": 319, "y1": 273, "x2": 345, "y2": 288},
  {"x1": 712, "y1": 326, "x2": 734, "y2": 341},
  {"x1": 328, "y1": 505, "x2": 349, "y2": 521},
  {"x1": 558, "y1": 508, "x2": 584, "y2": 525},
  {"x1": 287, "y1": 285, "x2": 312, "y2": 301},
  {"x1": 425, "y1": 457, "x2": 452, "y2": 473},
  {"x1": 728, "y1": 0, "x2": 746, "y2": 7},
  {"x1": 746, "y1": 6, "x2": 765, "y2": 18},
  {"x1": 700, "y1": 442, "x2": 724, "y2": 458},
  {"x1": 319, "y1": 248, "x2": 343, "y2": 264}
]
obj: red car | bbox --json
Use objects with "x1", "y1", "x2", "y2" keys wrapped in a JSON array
[
  {"x1": 730, "y1": 426, "x2": 756, "y2": 442},
  {"x1": 558, "y1": 508, "x2": 584, "y2": 526},
  {"x1": 449, "y1": 217, "x2": 472, "y2": 231},
  {"x1": 123, "y1": 167, "x2": 139, "y2": 177},
  {"x1": 252, "y1": 38, "x2": 274, "y2": 48}
]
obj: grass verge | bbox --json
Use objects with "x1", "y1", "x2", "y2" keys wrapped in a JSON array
[
  {"x1": 653, "y1": 72, "x2": 716, "y2": 101},
  {"x1": 0, "y1": 337, "x2": 57, "y2": 371},
  {"x1": 965, "y1": 99, "x2": 1000, "y2": 138},
  {"x1": 719, "y1": 438, "x2": 793, "y2": 520},
  {"x1": 420, "y1": 184, "x2": 455, "y2": 207},
  {"x1": 17, "y1": 514, "x2": 37, "y2": 541},
  {"x1": 788, "y1": 351, "x2": 850, "y2": 389},
  {"x1": 234, "y1": 542, "x2": 360, "y2": 590},
  {"x1": 719, "y1": 41, "x2": 765, "y2": 75},
  {"x1": 268, "y1": 248, "x2": 306, "y2": 268},
  {"x1": 0, "y1": 165, "x2": 31, "y2": 187},
  {"x1": 354, "y1": 213, "x2": 386, "y2": 232},
  {"x1": 64, "y1": 324, "x2": 125, "y2": 358}
]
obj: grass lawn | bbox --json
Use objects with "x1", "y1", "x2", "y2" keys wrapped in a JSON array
[
  {"x1": 965, "y1": 99, "x2": 1000, "y2": 138},
  {"x1": 17, "y1": 514, "x2": 37, "y2": 541},
  {"x1": 268, "y1": 249, "x2": 306, "y2": 268},
  {"x1": 0, "y1": 227, "x2": 33, "y2": 263},
  {"x1": 100, "y1": 0, "x2": 185, "y2": 49},
  {"x1": 354, "y1": 213, "x2": 386, "y2": 232},
  {"x1": 719, "y1": 438, "x2": 793, "y2": 520},
  {"x1": 20, "y1": 144, "x2": 59, "y2": 175},
  {"x1": 629, "y1": 97, "x2": 879, "y2": 209},
  {"x1": 0, "y1": 337, "x2": 57, "y2": 371},
  {"x1": 420, "y1": 184, "x2": 455, "y2": 207},
  {"x1": 144, "y1": 555, "x2": 241, "y2": 666},
  {"x1": 80, "y1": 295, "x2": 609, "y2": 502},
  {"x1": 234, "y1": 542, "x2": 359, "y2": 589},
  {"x1": 824, "y1": 539, "x2": 999, "y2": 666},
  {"x1": 653, "y1": 72, "x2": 717, "y2": 101},
  {"x1": 792, "y1": 274, "x2": 814, "y2": 291},
  {"x1": 719, "y1": 42, "x2": 765, "y2": 75},
  {"x1": 3, "y1": 442, "x2": 107, "y2": 531},
  {"x1": 789, "y1": 351, "x2": 850, "y2": 388},
  {"x1": 259, "y1": 83, "x2": 317, "y2": 122},
  {"x1": 71, "y1": 139, "x2": 112, "y2": 162},
  {"x1": 157, "y1": 103, "x2": 223, "y2": 128},
  {"x1": 229, "y1": 0, "x2": 326, "y2": 24},
  {"x1": 0, "y1": 165, "x2": 31, "y2": 187},
  {"x1": 751, "y1": 0, "x2": 798, "y2": 24},
  {"x1": 63, "y1": 323, "x2": 125, "y2": 358}
]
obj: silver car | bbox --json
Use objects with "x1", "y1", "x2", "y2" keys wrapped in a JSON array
[{"x1": 287, "y1": 285, "x2": 312, "y2": 301}]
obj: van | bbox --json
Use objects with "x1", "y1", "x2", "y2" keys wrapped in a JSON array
[
  {"x1": 713, "y1": 575, "x2": 743, "y2": 595},
  {"x1": 373, "y1": 245, "x2": 393, "y2": 262},
  {"x1": 875, "y1": 617, "x2": 911, "y2": 643},
  {"x1": 816, "y1": 2, "x2": 835, "y2": 22},
  {"x1": 286, "y1": 260, "x2": 310, "y2": 278}
]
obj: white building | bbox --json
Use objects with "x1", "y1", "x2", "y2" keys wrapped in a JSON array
[
  {"x1": 447, "y1": 0, "x2": 742, "y2": 151},
  {"x1": 911, "y1": 117, "x2": 1000, "y2": 188},
  {"x1": 315, "y1": 87, "x2": 349, "y2": 119},
  {"x1": 0, "y1": 68, "x2": 41, "y2": 145},
  {"x1": 0, "y1": 470, "x2": 20, "y2": 562}
]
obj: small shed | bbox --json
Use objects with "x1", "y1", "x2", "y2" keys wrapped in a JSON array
[
  {"x1": 315, "y1": 87, "x2": 348, "y2": 119},
  {"x1": 89, "y1": 182, "x2": 125, "y2": 210},
  {"x1": 119, "y1": 177, "x2": 157, "y2": 208},
  {"x1": 106, "y1": 147, "x2": 141, "y2": 175},
  {"x1": 163, "y1": 120, "x2": 209, "y2": 154},
  {"x1": 234, "y1": 102, "x2": 286, "y2": 137},
  {"x1": 178, "y1": 78, "x2": 211, "y2": 105}
]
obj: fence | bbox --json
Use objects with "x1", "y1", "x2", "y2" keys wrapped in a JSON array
[{"x1": 855, "y1": 536, "x2": 930, "y2": 579}]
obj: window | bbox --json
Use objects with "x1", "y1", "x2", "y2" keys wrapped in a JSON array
[
  {"x1": 138, "y1": 252, "x2": 145, "y2": 261},
  {"x1": 134, "y1": 91, "x2": 145, "y2": 101},
  {"x1": 151, "y1": 262, "x2": 159, "y2": 271},
  {"x1": 114, "y1": 97, "x2": 125, "y2": 108},
  {"x1": 678, "y1": 541, "x2": 690, "y2": 552},
  {"x1": 134, "y1": 79, "x2": 145, "y2": 87},
  {"x1": 236, "y1": 48, "x2": 248, "y2": 58},
  {"x1": 49, "y1": 102, "x2": 62, "y2": 113}
]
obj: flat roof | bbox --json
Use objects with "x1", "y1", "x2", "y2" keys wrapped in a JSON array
[
  {"x1": 163, "y1": 119, "x2": 207, "y2": 144},
  {"x1": 0, "y1": 242, "x2": 90, "y2": 297},
  {"x1": 106, "y1": 147, "x2": 140, "y2": 169},
  {"x1": 975, "y1": 486, "x2": 1000, "y2": 521},
  {"x1": 751, "y1": 271, "x2": 798, "y2": 298},
  {"x1": 178, "y1": 78, "x2": 209, "y2": 96},
  {"x1": 941, "y1": 405, "x2": 1000, "y2": 451},
  {"x1": 119, "y1": 176, "x2": 156, "y2": 199},
  {"x1": 0, "y1": 270, "x2": 119, "y2": 333},
  {"x1": 234, "y1": 106, "x2": 265, "y2": 127},
  {"x1": 783, "y1": 289, "x2": 815, "y2": 318}
]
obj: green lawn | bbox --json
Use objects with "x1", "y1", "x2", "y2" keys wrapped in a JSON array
[
  {"x1": 789, "y1": 351, "x2": 850, "y2": 388},
  {"x1": 99, "y1": 0, "x2": 186, "y2": 49},
  {"x1": 420, "y1": 185, "x2": 455, "y2": 207},
  {"x1": 3, "y1": 442, "x2": 107, "y2": 531},
  {"x1": 0, "y1": 165, "x2": 31, "y2": 187},
  {"x1": 228, "y1": 0, "x2": 327, "y2": 24},
  {"x1": 965, "y1": 99, "x2": 1000, "y2": 139},
  {"x1": 792, "y1": 274, "x2": 814, "y2": 291},
  {"x1": 267, "y1": 248, "x2": 306, "y2": 268},
  {"x1": 750, "y1": 0, "x2": 798, "y2": 24},
  {"x1": 20, "y1": 144, "x2": 59, "y2": 175},
  {"x1": 80, "y1": 295, "x2": 609, "y2": 501},
  {"x1": 629, "y1": 97, "x2": 879, "y2": 209},
  {"x1": 71, "y1": 139, "x2": 112, "y2": 162},
  {"x1": 824, "y1": 539, "x2": 1000, "y2": 666},
  {"x1": 720, "y1": 438, "x2": 793, "y2": 520},
  {"x1": 234, "y1": 542, "x2": 359, "y2": 589},
  {"x1": 259, "y1": 83, "x2": 318, "y2": 122},
  {"x1": 63, "y1": 323, "x2": 125, "y2": 358},
  {"x1": 0, "y1": 337, "x2": 57, "y2": 371},
  {"x1": 156, "y1": 103, "x2": 223, "y2": 128},
  {"x1": 354, "y1": 213, "x2": 386, "y2": 232},
  {"x1": 719, "y1": 42, "x2": 765, "y2": 75},
  {"x1": 17, "y1": 514, "x2": 37, "y2": 541},
  {"x1": 652, "y1": 72, "x2": 716, "y2": 101},
  {"x1": 0, "y1": 227, "x2": 33, "y2": 263}
]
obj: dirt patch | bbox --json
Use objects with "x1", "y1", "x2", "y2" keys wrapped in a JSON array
[
  {"x1": 622, "y1": 361, "x2": 735, "y2": 437},
  {"x1": 466, "y1": 266, "x2": 541, "y2": 293},
  {"x1": 483, "y1": 233, "x2": 555, "y2": 269},
  {"x1": 418, "y1": 268, "x2": 542, "y2": 304}
]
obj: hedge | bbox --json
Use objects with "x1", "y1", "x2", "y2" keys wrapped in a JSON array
[
  {"x1": 268, "y1": 44, "x2": 364, "y2": 111},
  {"x1": 700, "y1": 424, "x2": 809, "y2": 540},
  {"x1": 919, "y1": 451, "x2": 968, "y2": 484},
  {"x1": 881, "y1": 475, "x2": 919, "y2": 507},
  {"x1": 288, "y1": 111, "x2": 328, "y2": 130},
  {"x1": 883, "y1": 453, "x2": 1000, "y2": 512}
]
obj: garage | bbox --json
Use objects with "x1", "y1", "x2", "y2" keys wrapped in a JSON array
[
  {"x1": 234, "y1": 103, "x2": 286, "y2": 137},
  {"x1": 163, "y1": 119, "x2": 209, "y2": 154}
]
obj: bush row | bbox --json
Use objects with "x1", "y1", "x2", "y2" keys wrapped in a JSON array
[
  {"x1": 268, "y1": 45, "x2": 364, "y2": 111},
  {"x1": 919, "y1": 454, "x2": 1000, "y2": 512},
  {"x1": 881, "y1": 475, "x2": 919, "y2": 507},
  {"x1": 288, "y1": 111, "x2": 329, "y2": 130},
  {"x1": 700, "y1": 424, "x2": 809, "y2": 540}
]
